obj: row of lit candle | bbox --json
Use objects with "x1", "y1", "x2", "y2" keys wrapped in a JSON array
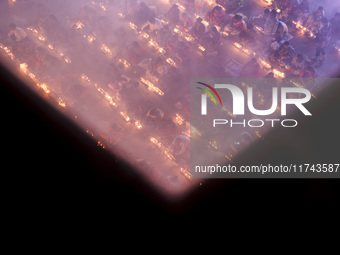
[
  {"x1": 0, "y1": 45, "x2": 67, "y2": 109},
  {"x1": 91, "y1": 1, "x2": 107, "y2": 12},
  {"x1": 26, "y1": 26, "x2": 72, "y2": 64},
  {"x1": 80, "y1": 73, "x2": 147, "y2": 130},
  {"x1": 173, "y1": 24, "x2": 207, "y2": 53},
  {"x1": 292, "y1": 20, "x2": 316, "y2": 39},
  {"x1": 150, "y1": 137, "x2": 175, "y2": 160},
  {"x1": 140, "y1": 77, "x2": 165, "y2": 96},
  {"x1": 122, "y1": 18, "x2": 179, "y2": 68},
  {"x1": 0, "y1": 43, "x2": 15, "y2": 60},
  {"x1": 115, "y1": 7, "x2": 198, "y2": 179},
  {"x1": 119, "y1": 15, "x2": 194, "y2": 176},
  {"x1": 71, "y1": 20, "x2": 114, "y2": 58},
  {"x1": 232, "y1": 39, "x2": 286, "y2": 78}
]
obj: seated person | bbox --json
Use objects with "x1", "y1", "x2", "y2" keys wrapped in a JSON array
[
  {"x1": 206, "y1": 6, "x2": 226, "y2": 27},
  {"x1": 200, "y1": 26, "x2": 221, "y2": 50},
  {"x1": 225, "y1": 14, "x2": 247, "y2": 36},
  {"x1": 147, "y1": 57, "x2": 168, "y2": 76},
  {"x1": 127, "y1": 41, "x2": 147, "y2": 64},
  {"x1": 313, "y1": 17, "x2": 331, "y2": 63},
  {"x1": 239, "y1": 58, "x2": 261, "y2": 77},
  {"x1": 305, "y1": 6, "x2": 325, "y2": 31},
  {"x1": 145, "y1": 107, "x2": 165, "y2": 131},
  {"x1": 169, "y1": 134, "x2": 190, "y2": 163},
  {"x1": 263, "y1": 10, "x2": 280, "y2": 38},
  {"x1": 8, "y1": 23, "x2": 32, "y2": 56},
  {"x1": 276, "y1": 41, "x2": 295, "y2": 65},
  {"x1": 141, "y1": 17, "x2": 162, "y2": 34},
  {"x1": 239, "y1": 23, "x2": 257, "y2": 45},
  {"x1": 8, "y1": 23, "x2": 27, "y2": 43},
  {"x1": 134, "y1": 2, "x2": 154, "y2": 26},
  {"x1": 189, "y1": 17, "x2": 206, "y2": 39},
  {"x1": 178, "y1": 12, "x2": 193, "y2": 31},
  {"x1": 252, "y1": 8, "x2": 270, "y2": 29},
  {"x1": 165, "y1": 4, "x2": 180, "y2": 24},
  {"x1": 287, "y1": 54, "x2": 304, "y2": 77}
]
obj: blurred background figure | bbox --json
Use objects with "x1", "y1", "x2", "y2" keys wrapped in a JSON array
[
  {"x1": 165, "y1": 4, "x2": 180, "y2": 24},
  {"x1": 189, "y1": 17, "x2": 206, "y2": 39},
  {"x1": 313, "y1": 17, "x2": 331, "y2": 66},
  {"x1": 206, "y1": 6, "x2": 226, "y2": 27},
  {"x1": 225, "y1": 14, "x2": 246, "y2": 36}
]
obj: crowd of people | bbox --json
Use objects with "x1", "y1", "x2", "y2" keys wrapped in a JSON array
[
  {"x1": 1, "y1": 0, "x2": 340, "y2": 186},
  {"x1": 121, "y1": 0, "x2": 340, "y2": 80}
]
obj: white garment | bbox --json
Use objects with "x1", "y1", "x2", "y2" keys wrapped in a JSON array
[
  {"x1": 8, "y1": 27, "x2": 27, "y2": 42},
  {"x1": 142, "y1": 18, "x2": 162, "y2": 31},
  {"x1": 279, "y1": 21, "x2": 288, "y2": 34}
]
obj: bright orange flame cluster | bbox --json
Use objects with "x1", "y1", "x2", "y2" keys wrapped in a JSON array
[
  {"x1": 150, "y1": 137, "x2": 175, "y2": 160},
  {"x1": 101, "y1": 44, "x2": 113, "y2": 56},
  {"x1": 91, "y1": 1, "x2": 107, "y2": 11},
  {"x1": 292, "y1": 20, "x2": 316, "y2": 38},
  {"x1": 140, "y1": 77, "x2": 165, "y2": 96},
  {"x1": 0, "y1": 43, "x2": 15, "y2": 59},
  {"x1": 175, "y1": 113, "x2": 185, "y2": 125}
]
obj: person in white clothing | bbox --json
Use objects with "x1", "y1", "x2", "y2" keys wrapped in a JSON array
[
  {"x1": 8, "y1": 23, "x2": 27, "y2": 42},
  {"x1": 141, "y1": 17, "x2": 162, "y2": 33}
]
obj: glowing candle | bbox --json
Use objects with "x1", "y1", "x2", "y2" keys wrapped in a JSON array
[
  {"x1": 175, "y1": 113, "x2": 185, "y2": 125},
  {"x1": 38, "y1": 35, "x2": 46, "y2": 42},
  {"x1": 273, "y1": 69, "x2": 285, "y2": 78},
  {"x1": 198, "y1": 44, "x2": 205, "y2": 52},
  {"x1": 120, "y1": 112, "x2": 130, "y2": 122},
  {"x1": 129, "y1": 22, "x2": 138, "y2": 31},
  {"x1": 101, "y1": 44, "x2": 112, "y2": 56},
  {"x1": 134, "y1": 121, "x2": 143, "y2": 129},
  {"x1": 166, "y1": 57, "x2": 177, "y2": 67}
]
